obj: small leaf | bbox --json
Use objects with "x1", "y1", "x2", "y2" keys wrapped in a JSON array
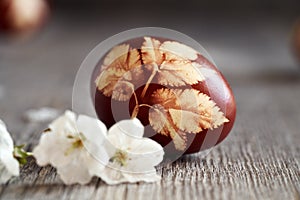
[
  {"x1": 168, "y1": 109, "x2": 208, "y2": 133},
  {"x1": 102, "y1": 44, "x2": 130, "y2": 68},
  {"x1": 149, "y1": 105, "x2": 187, "y2": 150},
  {"x1": 95, "y1": 69, "x2": 121, "y2": 97},
  {"x1": 157, "y1": 60, "x2": 205, "y2": 86},
  {"x1": 141, "y1": 37, "x2": 205, "y2": 87},
  {"x1": 149, "y1": 88, "x2": 229, "y2": 151},
  {"x1": 170, "y1": 130, "x2": 187, "y2": 151},
  {"x1": 141, "y1": 37, "x2": 163, "y2": 65},
  {"x1": 160, "y1": 41, "x2": 198, "y2": 61},
  {"x1": 211, "y1": 105, "x2": 230, "y2": 129},
  {"x1": 150, "y1": 86, "x2": 178, "y2": 109},
  {"x1": 95, "y1": 45, "x2": 142, "y2": 98}
]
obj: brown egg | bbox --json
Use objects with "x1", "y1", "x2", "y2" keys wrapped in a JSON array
[
  {"x1": 92, "y1": 37, "x2": 236, "y2": 158},
  {"x1": 0, "y1": 0, "x2": 49, "y2": 36},
  {"x1": 293, "y1": 19, "x2": 300, "y2": 61}
]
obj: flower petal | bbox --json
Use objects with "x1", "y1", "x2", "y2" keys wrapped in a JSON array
[
  {"x1": 122, "y1": 171, "x2": 161, "y2": 183},
  {"x1": 76, "y1": 115, "x2": 109, "y2": 166},
  {"x1": 107, "y1": 123, "x2": 164, "y2": 173},
  {"x1": 108, "y1": 118, "x2": 144, "y2": 138},
  {"x1": 0, "y1": 149, "x2": 19, "y2": 184},
  {"x1": 57, "y1": 150, "x2": 107, "y2": 185},
  {"x1": 125, "y1": 139, "x2": 164, "y2": 172},
  {"x1": 99, "y1": 164, "x2": 126, "y2": 185},
  {"x1": 48, "y1": 110, "x2": 77, "y2": 137},
  {"x1": 57, "y1": 162, "x2": 91, "y2": 185},
  {"x1": 0, "y1": 120, "x2": 14, "y2": 151},
  {"x1": 33, "y1": 133, "x2": 74, "y2": 167},
  {"x1": 102, "y1": 118, "x2": 164, "y2": 184},
  {"x1": 0, "y1": 149, "x2": 19, "y2": 177},
  {"x1": 105, "y1": 118, "x2": 145, "y2": 158},
  {"x1": 0, "y1": 164, "x2": 15, "y2": 183},
  {"x1": 76, "y1": 114, "x2": 107, "y2": 143},
  {"x1": 0, "y1": 120, "x2": 20, "y2": 183},
  {"x1": 100, "y1": 162, "x2": 161, "y2": 185},
  {"x1": 84, "y1": 148, "x2": 108, "y2": 177}
]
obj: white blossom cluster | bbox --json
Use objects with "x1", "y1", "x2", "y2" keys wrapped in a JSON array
[{"x1": 0, "y1": 110, "x2": 164, "y2": 185}]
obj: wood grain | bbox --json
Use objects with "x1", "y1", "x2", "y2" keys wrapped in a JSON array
[
  {"x1": 0, "y1": 13, "x2": 300, "y2": 200},
  {"x1": 0, "y1": 73, "x2": 298, "y2": 200}
]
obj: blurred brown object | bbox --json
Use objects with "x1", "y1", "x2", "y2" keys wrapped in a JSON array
[
  {"x1": 0, "y1": 0, "x2": 49, "y2": 37},
  {"x1": 293, "y1": 19, "x2": 300, "y2": 61}
]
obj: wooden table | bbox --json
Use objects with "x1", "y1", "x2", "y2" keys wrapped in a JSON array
[{"x1": 0, "y1": 10, "x2": 299, "y2": 200}]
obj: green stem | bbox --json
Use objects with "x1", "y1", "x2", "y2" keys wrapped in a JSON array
[
  {"x1": 13, "y1": 145, "x2": 33, "y2": 165},
  {"x1": 25, "y1": 152, "x2": 33, "y2": 156}
]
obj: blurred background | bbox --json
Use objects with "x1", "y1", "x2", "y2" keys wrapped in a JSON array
[{"x1": 0, "y1": 0, "x2": 300, "y2": 133}]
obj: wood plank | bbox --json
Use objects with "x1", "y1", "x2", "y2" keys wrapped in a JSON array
[{"x1": 0, "y1": 81, "x2": 299, "y2": 199}]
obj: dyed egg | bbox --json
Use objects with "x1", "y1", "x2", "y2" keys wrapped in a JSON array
[{"x1": 92, "y1": 36, "x2": 236, "y2": 157}]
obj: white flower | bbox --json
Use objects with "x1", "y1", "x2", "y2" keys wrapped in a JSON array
[
  {"x1": 100, "y1": 118, "x2": 164, "y2": 185},
  {"x1": 33, "y1": 110, "x2": 164, "y2": 185},
  {"x1": 0, "y1": 120, "x2": 19, "y2": 183},
  {"x1": 33, "y1": 110, "x2": 109, "y2": 185}
]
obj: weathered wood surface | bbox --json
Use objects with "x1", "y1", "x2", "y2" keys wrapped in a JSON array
[{"x1": 0, "y1": 11, "x2": 300, "y2": 200}]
